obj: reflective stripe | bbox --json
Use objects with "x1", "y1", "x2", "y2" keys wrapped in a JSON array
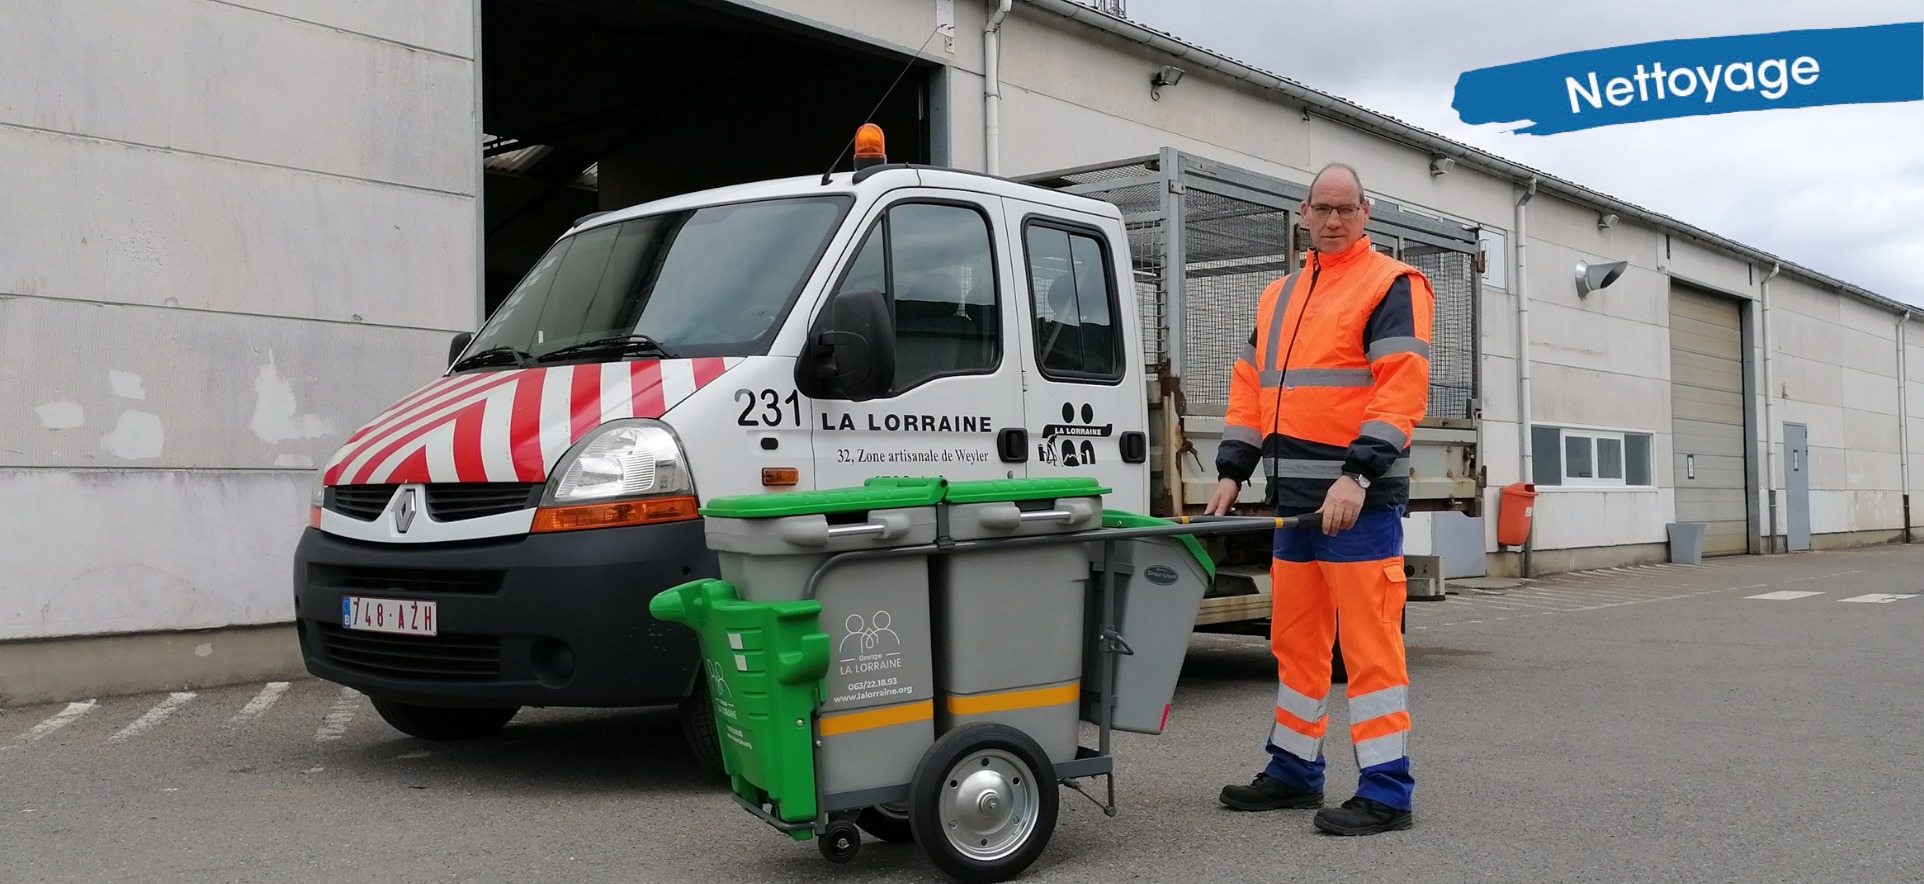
[
  {"x1": 1347, "y1": 684, "x2": 1407, "y2": 724},
  {"x1": 1264, "y1": 457, "x2": 1413, "y2": 479},
  {"x1": 1239, "y1": 344, "x2": 1258, "y2": 367},
  {"x1": 1268, "y1": 720, "x2": 1323, "y2": 761},
  {"x1": 1360, "y1": 420, "x2": 1409, "y2": 450},
  {"x1": 1354, "y1": 731, "x2": 1409, "y2": 769},
  {"x1": 1258, "y1": 368, "x2": 1374, "y2": 389},
  {"x1": 1262, "y1": 273, "x2": 1301, "y2": 373},
  {"x1": 1222, "y1": 425, "x2": 1262, "y2": 447},
  {"x1": 1275, "y1": 684, "x2": 1328, "y2": 724},
  {"x1": 1366, "y1": 336, "x2": 1430, "y2": 362}
]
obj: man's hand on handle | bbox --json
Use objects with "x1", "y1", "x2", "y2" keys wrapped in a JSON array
[
  {"x1": 1316, "y1": 476, "x2": 1364, "y2": 535},
  {"x1": 1205, "y1": 478, "x2": 1240, "y2": 516}
]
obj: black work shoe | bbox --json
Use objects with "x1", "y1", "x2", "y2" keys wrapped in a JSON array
[
  {"x1": 1313, "y1": 796, "x2": 1413, "y2": 835},
  {"x1": 1218, "y1": 773, "x2": 1324, "y2": 811}
]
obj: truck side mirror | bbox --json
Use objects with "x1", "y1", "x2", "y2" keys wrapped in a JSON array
[
  {"x1": 448, "y1": 331, "x2": 474, "y2": 368},
  {"x1": 796, "y1": 289, "x2": 895, "y2": 401}
]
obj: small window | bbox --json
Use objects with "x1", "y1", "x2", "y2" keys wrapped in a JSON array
[
  {"x1": 1532, "y1": 426, "x2": 1654, "y2": 487},
  {"x1": 832, "y1": 202, "x2": 1001, "y2": 394},
  {"x1": 1025, "y1": 222, "x2": 1123, "y2": 381}
]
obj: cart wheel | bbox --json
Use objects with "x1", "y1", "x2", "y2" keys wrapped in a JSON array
[
  {"x1": 818, "y1": 819, "x2": 861, "y2": 864},
  {"x1": 908, "y1": 723, "x2": 1058, "y2": 884},
  {"x1": 856, "y1": 801, "x2": 915, "y2": 843}
]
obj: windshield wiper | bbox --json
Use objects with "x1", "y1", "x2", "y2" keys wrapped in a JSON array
[
  {"x1": 534, "y1": 334, "x2": 679, "y2": 363},
  {"x1": 451, "y1": 345, "x2": 534, "y2": 372}
]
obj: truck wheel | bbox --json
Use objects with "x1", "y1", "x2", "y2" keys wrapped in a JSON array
[
  {"x1": 369, "y1": 698, "x2": 518, "y2": 741},
  {"x1": 679, "y1": 676, "x2": 726, "y2": 778},
  {"x1": 856, "y1": 801, "x2": 915, "y2": 843},
  {"x1": 908, "y1": 723, "x2": 1058, "y2": 884}
]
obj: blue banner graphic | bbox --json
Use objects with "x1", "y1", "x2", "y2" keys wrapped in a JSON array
[{"x1": 1452, "y1": 23, "x2": 1923, "y2": 135}]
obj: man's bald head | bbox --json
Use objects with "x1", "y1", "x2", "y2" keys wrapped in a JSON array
[{"x1": 1309, "y1": 163, "x2": 1366, "y2": 205}]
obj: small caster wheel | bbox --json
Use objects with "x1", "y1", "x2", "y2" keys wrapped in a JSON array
[{"x1": 819, "y1": 819, "x2": 861, "y2": 864}]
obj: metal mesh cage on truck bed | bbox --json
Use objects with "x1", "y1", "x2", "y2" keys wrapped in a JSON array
[{"x1": 1021, "y1": 149, "x2": 1481, "y2": 424}]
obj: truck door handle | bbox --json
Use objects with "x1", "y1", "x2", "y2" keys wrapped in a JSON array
[
  {"x1": 997, "y1": 428, "x2": 1027, "y2": 463},
  {"x1": 1120, "y1": 431, "x2": 1147, "y2": 464}
]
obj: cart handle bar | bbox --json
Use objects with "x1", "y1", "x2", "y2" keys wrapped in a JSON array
[{"x1": 799, "y1": 512, "x2": 1321, "y2": 600}]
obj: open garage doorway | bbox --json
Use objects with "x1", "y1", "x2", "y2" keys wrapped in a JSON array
[{"x1": 479, "y1": 0, "x2": 941, "y2": 315}]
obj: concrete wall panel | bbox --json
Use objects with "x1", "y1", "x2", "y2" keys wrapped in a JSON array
[
  {"x1": 2, "y1": 295, "x2": 449, "y2": 470},
  {"x1": 0, "y1": 470, "x2": 304, "y2": 641},
  {"x1": 0, "y1": 126, "x2": 477, "y2": 329}
]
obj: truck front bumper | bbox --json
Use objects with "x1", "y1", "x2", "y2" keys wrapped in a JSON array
[{"x1": 292, "y1": 519, "x2": 717, "y2": 709}]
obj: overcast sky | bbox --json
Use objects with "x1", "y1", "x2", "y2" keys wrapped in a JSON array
[{"x1": 1115, "y1": 0, "x2": 1924, "y2": 307}]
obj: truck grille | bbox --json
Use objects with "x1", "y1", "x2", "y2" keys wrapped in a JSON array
[
  {"x1": 325, "y1": 483, "x2": 541, "y2": 523},
  {"x1": 308, "y1": 564, "x2": 502, "y2": 596},
  {"x1": 317, "y1": 624, "x2": 502, "y2": 682}
]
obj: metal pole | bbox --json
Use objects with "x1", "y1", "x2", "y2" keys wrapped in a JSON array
[
  {"x1": 1514, "y1": 177, "x2": 1537, "y2": 577},
  {"x1": 1760, "y1": 262, "x2": 1781, "y2": 553}
]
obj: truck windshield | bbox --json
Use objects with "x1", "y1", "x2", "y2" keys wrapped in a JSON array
[{"x1": 462, "y1": 195, "x2": 851, "y2": 369}]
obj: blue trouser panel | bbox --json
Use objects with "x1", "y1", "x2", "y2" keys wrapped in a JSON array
[{"x1": 1263, "y1": 502, "x2": 1414, "y2": 811}]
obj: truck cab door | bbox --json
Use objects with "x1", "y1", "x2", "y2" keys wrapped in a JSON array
[
  {"x1": 1001, "y1": 201, "x2": 1149, "y2": 514},
  {"x1": 807, "y1": 191, "x2": 1027, "y2": 488}
]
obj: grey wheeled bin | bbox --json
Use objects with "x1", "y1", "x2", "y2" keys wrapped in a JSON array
[
  {"x1": 932, "y1": 478, "x2": 1109, "y2": 765},
  {"x1": 1080, "y1": 511, "x2": 1217, "y2": 735},
  {"x1": 699, "y1": 477, "x2": 945, "y2": 797}
]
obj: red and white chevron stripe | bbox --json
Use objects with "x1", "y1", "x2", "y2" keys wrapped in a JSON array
[{"x1": 322, "y1": 358, "x2": 739, "y2": 486}]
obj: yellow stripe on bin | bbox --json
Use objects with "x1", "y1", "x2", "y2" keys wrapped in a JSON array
[
  {"x1": 818, "y1": 700, "x2": 934, "y2": 737},
  {"x1": 945, "y1": 683, "x2": 1082, "y2": 716}
]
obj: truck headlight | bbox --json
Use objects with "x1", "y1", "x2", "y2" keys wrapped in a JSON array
[
  {"x1": 308, "y1": 469, "x2": 326, "y2": 528},
  {"x1": 535, "y1": 420, "x2": 699, "y2": 532}
]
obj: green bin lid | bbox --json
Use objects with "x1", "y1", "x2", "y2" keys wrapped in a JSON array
[
  {"x1": 942, "y1": 477, "x2": 1111, "y2": 504},
  {"x1": 698, "y1": 476, "x2": 947, "y2": 519},
  {"x1": 1101, "y1": 510, "x2": 1217, "y2": 580}
]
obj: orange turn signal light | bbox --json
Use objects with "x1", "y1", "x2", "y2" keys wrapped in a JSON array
[
  {"x1": 762, "y1": 467, "x2": 800, "y2": 487},
  {"x1": 531, "y1": 496, "x2": 700, "y2": 533},
  {"x1": 854, "y1": 123, "x2": 886, "y2": 161},
  {"x1": 309, "y1": 506, "x2": 322, "y2": 528}
]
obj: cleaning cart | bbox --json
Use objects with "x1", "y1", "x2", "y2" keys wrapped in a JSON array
[{"x1": 649, "y1": 476, "x2": 1313, "y2": 884}]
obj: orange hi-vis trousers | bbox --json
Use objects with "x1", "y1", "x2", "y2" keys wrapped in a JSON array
[{"x1": 1264, "y1": 503, "x2": 1414, "y2": 810}]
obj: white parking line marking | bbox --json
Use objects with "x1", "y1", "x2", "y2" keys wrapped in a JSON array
[
  {"x1": 5, "y1": 700, "x2": 96, "y2": 748},
  {"x1": 228, "y1": 682, "x2": 291, "y2": 726},
  {"x1": 1840, "y1": 593, "x2": 1918, "y2": 603},
  {"x1": 109, "y1": 692, "x2": 196, "y2": 742},
  {"x1": 1747, "y1": 590, "x2": 1826, "y2": 601},
  {"x1": 316, "y1": 687, "x2": 361, "y2": 741}
]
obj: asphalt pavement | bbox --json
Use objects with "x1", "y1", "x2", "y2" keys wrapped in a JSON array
[{"x1": 3, "y1": 544, "x2": 1921, "y2": 884}]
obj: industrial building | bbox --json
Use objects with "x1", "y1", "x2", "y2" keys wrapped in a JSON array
[{"x1": 3, "y1": 0, "x2": 1916, "y2": 700}]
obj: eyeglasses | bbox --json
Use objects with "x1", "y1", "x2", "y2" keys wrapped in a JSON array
[{"x1": 1306, "y1": 203, "x2": 1363, "y2": 220}]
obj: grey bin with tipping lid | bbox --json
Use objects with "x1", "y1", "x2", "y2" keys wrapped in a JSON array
[
  {"x1": 1082, "y1": 511, "x2": 1218, "y2": 735},
  {"x1": 698, "y1": 477, "x2": 945, "y2": 797},
  {"x1": 932, "y1": 478, "x2": 1110, "y2": 765}
]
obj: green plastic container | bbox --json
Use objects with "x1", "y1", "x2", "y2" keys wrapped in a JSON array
[{"x1": 649, "y1": 578, "x2": 829, "y2": 838}]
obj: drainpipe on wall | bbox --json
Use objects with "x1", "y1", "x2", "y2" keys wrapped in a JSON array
[
  {"x1": 1900, "y1": 310, "x2": 1912, "y2": 543},
  {"x1": 1760, "y1": 261, "x2": 1781, "y2": 553},
  {"x1": 983, "y1": 0, "x2": 1014, "y2": 176},
  {"x1": 1514, "y1": 177, "x2": 1537, "y2": 577}
]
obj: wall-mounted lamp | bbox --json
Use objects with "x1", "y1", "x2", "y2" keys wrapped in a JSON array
[
  {"x1": 1151, "y1": 64, "x2": 1184, "y2": 100},
  {"x1": 1598, "y1": 212, "x2": 1619, "y2": 229},
  {"x1": 1575, "y1": 260, "x2": 1628, "y2": 297},
  {"x1": 1429, "y1": 155, "x2": 1455, "y2": 176}
]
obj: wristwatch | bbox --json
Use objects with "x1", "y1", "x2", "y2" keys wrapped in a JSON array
[{"x1": 1342, "y1": 471, "x2": 1371, "y2": 490}]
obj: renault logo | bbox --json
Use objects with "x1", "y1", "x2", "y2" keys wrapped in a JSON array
[{"x1": 394, "y1": 487, "x2": 419, "y2": 534}]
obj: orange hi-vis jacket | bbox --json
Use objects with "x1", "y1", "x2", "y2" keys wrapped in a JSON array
[{"x1": 1215, "y1": 235, "x2": 1435, "y2": 510}]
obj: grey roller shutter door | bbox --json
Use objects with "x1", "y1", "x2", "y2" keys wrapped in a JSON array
[{"x1": 1668, "y1": 288, "x2": 1749, "y2": 555}]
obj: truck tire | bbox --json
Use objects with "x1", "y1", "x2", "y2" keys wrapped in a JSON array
[
  {"x1": 370, "y1": 698, "x2": 518, "y2": 741},
  {"x1": 679, "y1": 676, "x2": 725, "y2": 777}
]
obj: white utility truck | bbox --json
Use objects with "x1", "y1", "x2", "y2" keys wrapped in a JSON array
[{"x1": 295, "y1": 128, "x2": 1482, "y2": 767}]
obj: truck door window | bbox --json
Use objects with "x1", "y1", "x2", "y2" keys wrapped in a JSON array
[
  {"x1": 1024, "y1": 222, "x2": 1122, "y2": 381},
  {"x1": 833, "y1": 201, "x2": 1001, "y2": 393}
]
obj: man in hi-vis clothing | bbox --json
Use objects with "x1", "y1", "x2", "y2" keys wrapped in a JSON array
[{"x1": 1205, "y1": 162, "x2": 1433, "y2": 835}]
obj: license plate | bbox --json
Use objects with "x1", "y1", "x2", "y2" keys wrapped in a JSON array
[{"x1": 341, "y1": 595, "x2": 437, "y2": 637}]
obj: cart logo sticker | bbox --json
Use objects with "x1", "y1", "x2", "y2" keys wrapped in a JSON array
[
  {"x1": 832, "y1": 611, "x2": 915, "y2": 705},
  {"x1": 1038, "y1": 401, "x2": 1113, "y2": 468},
  {"x1": 321, "y1": 358, "x2": 741, "y2": 486},
  {"x1": 1144, "y1": 565, "x2": 1179, "y2": 586},
  {"x1": 393, "y1": 487, "x2": 419, "y2": 533}
]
